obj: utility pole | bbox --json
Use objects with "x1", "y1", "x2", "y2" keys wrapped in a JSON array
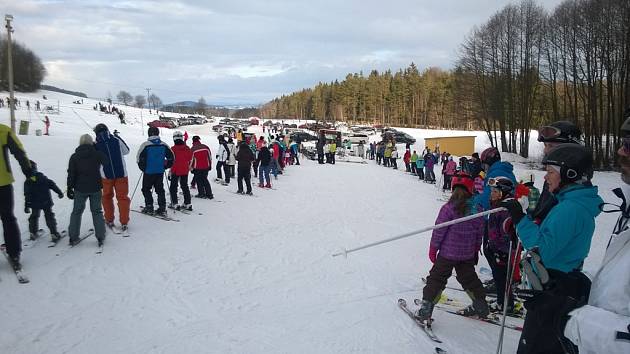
[
  {"x1": 145, "y1": 88, "x2": 151, "y2": 110},
  {"x1": 5, "y1": 15, "x2": 16, "y2": 133}
]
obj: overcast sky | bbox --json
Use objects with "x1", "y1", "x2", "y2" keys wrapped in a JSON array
[{"x1": 2, "y1": 0, "x2": 564, "y2": 105}]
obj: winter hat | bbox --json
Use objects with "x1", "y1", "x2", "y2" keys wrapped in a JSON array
[
  {"x1": 192, "y1": 135, "x2": 201, "y2": 142},
  {"x1": 472, "y1": 152, "x2": 479, "y2": 160},
  {"x1": 173, "y1": 131, "x2": 184, "y2": 141},
  {"x1": 29, "y1": 160, "x2": 38, "y2": 171},
  {"x1": 148, "y1": 126, "x2": 159, "y2": 136},
  {"x1": 79, "y1": 134, "x2": 93, "y2": 145}
]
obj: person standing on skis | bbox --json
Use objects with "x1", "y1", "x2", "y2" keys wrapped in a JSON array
[
  {"x1": 190, "y1": 136, "x2": 213, "y2": 199},
  {"x1": 168, "y1": 131, "x2": 193, "y2": 211},
  {"x1": 235, "y1": 140, "x2": 255, "y2": 194},
  {"x1": 137, "y1": 127, "x2": 174, "y2": 216},
  {"x1": 23, "y1": 160, "x2": 64, "y2": 242}
]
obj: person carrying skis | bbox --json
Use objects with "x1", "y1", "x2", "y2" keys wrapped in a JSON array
[
  {"x1": 94, "y1": 123, "x2": 131, "y2": 232},
  {"x1": 67, "y1": 134, "x2": 107, "y2": 247},
  {"x1": 256, "y1": 142, "x2": 272, "y2": 188},
  {"x1": 416, "y1": 171, "x2": 488, "y2": 321},
  {"x1": 235, "y1": 140, "x2": 255, "y2": 194},
  {"x1": 190, "y1": 135, "x2": 213, "y2": 199},
  {"x1": 0, "y1": 123, "x2": 33, "y2": 270},
  {"x1": 561, "y1": 110, "x2": 630, "y2": 354},
  {"x1": 168, "y1": 131, "x2": 193, "y2": 211},
  {"x1": 24, "y1": 160, "x2": 64, "y2": 242},
  {"x1": 136, "y1": 127, "x2": 174, "y2": 216},
  {"x1": 500, "y1": 144, "x2": 602, "y2": 354},
  {"x1": 215, "y1": 135, "x2": 230, "y2": 185}
]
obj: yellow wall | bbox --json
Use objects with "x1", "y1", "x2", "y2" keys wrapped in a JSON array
[{"x1": 424, "y1": 136, "x2": 476, "y2": 156}]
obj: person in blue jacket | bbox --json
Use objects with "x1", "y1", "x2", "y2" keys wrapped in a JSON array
[
  {"x1": 501, "y1": 144, "x2": 603, "y2": 354},
  {"x1": 474, "y1": 147, "x2": 516, "y2": 210},
  {"x1": 136, "y1": 127, "x2": 174, "y2": 216}
]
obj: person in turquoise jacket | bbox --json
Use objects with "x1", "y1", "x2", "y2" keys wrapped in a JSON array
[
  {"x1": 501, "y1": 143, "x2": 602, "y2": 354},
  {"x1": 474, "y1": 147, "x2": 516, "y2": 210}
]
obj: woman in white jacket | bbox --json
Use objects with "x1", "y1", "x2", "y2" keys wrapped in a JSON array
[
  {"x1": 215, "y1": 136, "x2": 230, "y2": 185},
  {"x1": 227, "y1": 138, "x2": 236, "y2": 178},
  {"x1": 562, "y1": 111, "x2": 630, "y2": 354}
]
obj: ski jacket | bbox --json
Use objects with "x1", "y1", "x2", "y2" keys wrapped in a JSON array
[
  {"x1": 444, "y1": 160, "x2": 457, "y2": 175},
  {"x1": 403, "y1": 151, "x2": 411, "y2": 164},
  {"x1": 469, "y1": 159, "x2": 483, "y2": 177},
  {"x1": 95, "y1": 131, "x2": 129, "y2": 179},
  {"x1": 136, "y1": 136, "x2": 174, "y2": 174},
  {"x1": 0, "y1": 124, "x2": 32, "y2": 187},
  {"x1": 290, "y1": 142, "x2": 299, "y2": 154},
  {"x1": 236, "y1": 142, "x2": 255, "y2": 168},
  {"x1": 357, "y1": 144, "x2": 365, "y2": 156},
  {"x1": 257, "y1": 146, "x2": 272, "y2": 166},
  {"x1": 474, "y1": 161, "x2": 516, "y2": 210},
  {"x1": 416, "y1": 159, "x2": 425, "y2": 168},
  {"x1": 24, "y1": 171, "x2": 62, "y2": 209},
  {"x1": 424, "y1": 154, "x2": 435, "y2": 169},
  {"x1": 191, "y1": 141, "x2": 212, "y2": 170},
  {"x1": 384, "y1": 146, "x2": 392, "y2": 158},
  {"x1": 330, "y1": 143, "x2": 337, "y2": 153},
  {"x1": 516, "y1": 184, "x2": 603, "y2": 273},
  {"x1": 270, "y1": 142, "x2": 280, "y2": 159},
  {"x1": 431, "y1": 199, "x2": 483, "y2": 261},
  {"x1": 227, "y1": 142, "x2": 236, "y2": 165},
  {"x1": 67, "y1": 144, "x2": 107, "y2": 193},
  {"x1": 170, "y1": 142, "x2": 192, "y2": 176},
  {"x1": 391, "y1": 150, "x2": 398, "y2": 159},
  {"x1": 256, "y1": 138, "x2": 266, "y2": 150},
  {"x1": 216, "y1": 143, "x2": 229, "y2": 162},
  {"x1": 410, "y1": 153, "x2": 418, "y2": 163},
  {"x1": 564, "y1": 185, "x2": 630, "y2": 354},
  {"x1": 486, "y1": 205, "x2": 515, "y2": 254}
]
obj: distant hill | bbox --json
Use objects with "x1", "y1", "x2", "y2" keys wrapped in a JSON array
[
  {"x1": 40, "y1": 85, "x2": 87, "y2": 98},
  {"x1": 163, "y1": 101, "x2": 258, "y2": 110}
]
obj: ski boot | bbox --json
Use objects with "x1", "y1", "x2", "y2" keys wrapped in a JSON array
[
  {"x1": 236, "y1": 190, "x2": 245, "y2": 194},
  {"x1": 120, "y1": 225, "x2": 128, "y2": 233},
  {"x1": 155, "y1": 208, "x2": 167, "y2": 217},
  {"x1": 9, "y1": 255, "x2": 21, "y2": 271},
  {"x1": 265, "y1": 183, "x2": 272, "y2": 188},
  {"x1": 414, "y1": 299, "x2": 435, "y2": 322},
  {"x1": 141, "y1": 206, "x2": 154, "y2": 215},
  {"x1": 50, "y1": 232, "x2": 62, "y2": 243},
  {"x1": 180, "y1": 204, "x2": 192, "y2": 211},
  {"x1": 458, "y1": 299, "x2": 490, "y2": 318},
  {"x1": 167, "y1": 203, "x2": 178, "y2": 210},
  {"x1": 258, "y1": 183, "x2": 264, "y2": 188},
  {"x1": 246, "y1": 191, "x2": 253, "y2": 196},
  {"x1": 29, "y1": 231, "x2": 40, "y2": 241},
  {"x1": 484, "y1": 279, "x2": 497, "y2": 294},
  {"x1": 97, "y1": 239, "x2": 104, "y2": 247}
]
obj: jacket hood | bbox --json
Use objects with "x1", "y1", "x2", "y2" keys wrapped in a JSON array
[
  {"x1": 95, "y1": 131, "x2": 111, "y2": 143},
  {"x1": 557, "y1": 184, "x2": 603, "y2": 218},
  {"x1": 488, "y1": 161, "x2": 514, "y2": 177},
  {"x1": 148, "y1": 136, "x2": 161, "y2": 144}
]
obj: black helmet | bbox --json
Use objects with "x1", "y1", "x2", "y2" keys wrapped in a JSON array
[
  {"x1": 542, "y1": 144, "x2": 593, "y2": 183},
  {"x1": 148, "y1": 126, "x2": 159, "y2": 136},
  {"x1": 537, "y1": 121, "x2": 582, "y2": 144},
  {"x1": 488, "y1": 176, "x2": 514, "y2": 196},
  {"x1": 94, "y1": 123, "x2": 108, "y2": 134}
]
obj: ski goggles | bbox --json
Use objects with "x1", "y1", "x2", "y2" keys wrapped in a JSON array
[
  {"x1": 487, "y1": 176, "x2": 512, "y2": 187},
  {"x1": 537, "y1": 125, "x2": 562, "y2": 142}
]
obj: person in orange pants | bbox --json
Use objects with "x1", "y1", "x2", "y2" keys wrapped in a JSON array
[{"x1": 93, "y1": 123, "x2": 131, "y2": 232}]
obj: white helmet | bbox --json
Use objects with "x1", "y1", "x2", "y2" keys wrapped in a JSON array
[
  {"x1": 519, "y1": 172, "x2": 535, "y2": 184},
  {"x1": 173, "y1": 131, "x2": 184, "y2": 141}
]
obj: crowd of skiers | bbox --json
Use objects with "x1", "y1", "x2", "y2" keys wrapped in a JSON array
[{"x1": 401, "y1": 115, "x2": 630, "y2": 354}]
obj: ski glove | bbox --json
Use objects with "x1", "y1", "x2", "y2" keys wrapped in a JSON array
[
  {"x1": 428, "y1": 246, "x2": 438, "y2": 263},
  {"x1": 499, "y1": 199, "x2": 525, "y2": 225},
  {"x1": 67, "y1": 189, "x2": 75, "y2": 200},
  {"x1": 58, "y1": 192, "x2": 64, "y2": 199},
  {"x1": 24, "y1": 207, "x2": 30, "y2": 214}
]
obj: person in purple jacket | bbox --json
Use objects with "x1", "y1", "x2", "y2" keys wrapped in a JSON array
[{"x1": 415, "y1": 171, "x2": 489, "y2": 322}]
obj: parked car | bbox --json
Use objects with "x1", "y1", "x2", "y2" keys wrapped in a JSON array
[
  {"x1": 148, "y1": 120, "x2": 176, "y2": 129},
  {"x1": 290, "y1": 131, "x2": 318, "y2": 142},
  {"x1": 212, "y1": 124, "x2": 223, "y2": 132},
  {"x1": 346, "y1": 134, "x2": 370, "y2": 144},
  {"x1": 382, "y1": 131, "x2": 416, "y2": 144}
]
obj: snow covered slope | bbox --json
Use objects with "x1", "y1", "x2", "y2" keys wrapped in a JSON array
[{"x1": 0, "y1": 90, "x2": 621, "y2": 353}]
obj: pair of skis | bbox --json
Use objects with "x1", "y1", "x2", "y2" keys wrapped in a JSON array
[
  {"x1": 0, "y1": 244, "x2": 29, "y2": 283},
  {"x1": 106, "y1": 223, "x2": 130, "y2": 237},
  {"x1": 132, "y1": 209, "x2": 180, "y2": 222}
]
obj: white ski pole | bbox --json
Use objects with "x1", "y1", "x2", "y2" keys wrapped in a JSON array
[
  {"x1": 332, "y1": 207, "x2": 506, "y2": 257},
  {"x1": 496, "y1": 239, "x2": 522, "y2": 354}
]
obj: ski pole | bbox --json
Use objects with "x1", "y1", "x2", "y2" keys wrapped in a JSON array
[
  {"x1": 496, "y1": 239, "x2": 521, "y2": 354},
  {"x1": 130, "y1": 172, "x2": 143, "y2": 201},
  {"x1": 332, "y1": 207, "x2": 506, "y2": 257}
]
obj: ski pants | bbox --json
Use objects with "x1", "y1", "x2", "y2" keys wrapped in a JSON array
[
  {"x1": 253, "y1": 160, "x2": 260, "y2": 177},
  {"x1": 269, "y1": 158, "x2": 279, "y2": 178},
  {"x1": 391, "y1": 158, "x2": 397, "y2": 169},
  {"x1": 141, "y1": 173, "x2": 166, "y2": 210},
  {"x1": 102, "y1": 177, "x2": 130, "y2": 225},
  {"x1": 417, "y1": 167, "x2": 424, "y2": 180},
  {"x1": 229, "y1": 164, "x2": 235, "y2": 178},
  {"x1": 486, "y1": 249, "x2": 514, "y2": 310},
  {"x1": 237, "y1": 166, "x2": 252, "y2": 193},
  {"x1": 29, "y1": 206, "x2": 58, "y2": 234},
  {"x1": 0, "y1": 185, "x2": 21, "y2": 258},
  {"x1": 443, "y1": 174, "x2": 452, "y2": 191},
  {"x1": 294, "y1": 152, "x2": 300, "y2": 165},
  {"x1": 68, "y1": 190, "x2": 106, "y2": 242},
  {"x1": 258, "y1": 164, "x2": 271, "y2": 185},
  {"x1": 192, "y1": 169, "x2": 213, "y2": 198},
  {"x1": 169, "y1": 174, "x2": 191, "y2": 205},
  {"x1": 330, "y1": 152, "x2": 335, "y2": 164},
  {"x1": 317, "y1": 153, "x2": 324, "y2": 164},
  {"x1": 422, "y1": 255, "x2": 485, "y2": 304}
]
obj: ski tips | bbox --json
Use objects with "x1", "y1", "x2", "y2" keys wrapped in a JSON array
[
  {"x1": 398, "y1": 298, "x2": 407, "y2": 306},
  {"x1": 332, "y1": 248, "x2": 348, "y2": 258}
]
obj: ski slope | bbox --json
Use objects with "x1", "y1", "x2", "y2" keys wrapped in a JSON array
[{"x1": 0, "y1": 90, "x2": 621, "y2": 353}]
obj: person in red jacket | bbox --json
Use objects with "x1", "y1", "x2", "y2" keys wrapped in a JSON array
[
  {"x1": 190, "y1": 135, "x2": 213, "y2": 199},
  {"x1": 168, "y1": 131, "x2": 193, "y2": 210},
  {"x1": 403, "y1": 149, "x2": 411, "y2": 172}
]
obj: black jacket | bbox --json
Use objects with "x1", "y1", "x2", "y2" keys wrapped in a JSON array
[
  {"x1": 256, "y1": 147, "x2": 272, "y2": 166},
  {"x1": 236, "y1": 143, "x2": 255, "y2": 168},
  {"x1": 24, "y1": 172, "x2": 62, "y2": 209},
  {"x1": 67, "y1": 144, "x2": 107, "y2": 193}
]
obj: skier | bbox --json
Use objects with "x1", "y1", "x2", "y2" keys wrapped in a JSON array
[
  {"x1": 190, "y1": 136, "x2": 213, "y2": 199},
  {"x1": 94, "y1": 124, "x2": 131, "y2": 232},
  {"x1": 43, "y1": 115, "x2": 50, "y2": 135},
  {"x1": 215, "y1": 135, "x2": 230, "y2": 185},
  {"x1": 357, "y1": 141, "x2": 365, "y2": 160},
  {"x1": 424, "y1": 151, "x2": 435, "y2": 183},
  {"x1": 0, "y1": 123, "x2": 33, "y2": 270},
  {"x1": 442, "y1": 156, "x2": 457, "y2": 191},
  {"x1": 316, "y1": 138, "x2": 325, "y2": 164},
  {"x1": 410, "y1": 150, "x2": 418, "y2": 175},
  {"x1": 416, "y1": 155, "x2": 425, "y2": 180},
  {"x1": 562, "y1": 110, "x2": 630, "y2": 354},
  {"x1": 256, "y1": 142, "x2": 272, "y2": 188},
  {"x1": 227, "y1": 137, "x2": 236, "y2": 178},
  {"x1": 235, "y1": 140, "x2": 255, "y2": 194},
  {"x1": 416, "y1": 171, "x2": 488, "y2": 321},
  {"x1": 403, "y1": 149, "x2": 411, "y2": 172},
  {"x1": 468, "y1": 152, "x2": 482, "y2": 178},
  {"x1": 391, "y1": 148, "x2": 398, "y2": 169},
  {"x1": 500, "y1": 144, "x2": 603, "y2": 354},
  {"x1": 168, "y1": 131, "x2": 193, "y2": 211},
  {"x1": 137, "y1": 127, "x2": 174, "y2": 216},
  {"x1": 67, "y1": 134, "x2": 107, "y2": 247},
  {"x1": 290, "y1": 139, "x2": 300, "y2": 165},
  {"x1": 473, "y1": 147, "x2": 516, "y2": 211},
  {"x1": 383, "y1": 142, "x2": 392, "y2": 167},
  {"x1": 329, "y1": 139, "x2": 337, "y2": 165},
  {"x1": 269, "y1": 140, "x2": 280, "y2": 179},
  {"x1": 24, "y1": 160, "x2": 64, "y2": 242}
]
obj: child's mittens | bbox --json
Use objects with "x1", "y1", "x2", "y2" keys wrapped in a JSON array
[{"x1": 428, "y1": 246, "x2": 438, "y2": 263}]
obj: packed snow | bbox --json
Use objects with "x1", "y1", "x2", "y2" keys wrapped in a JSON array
[{"x1": 0, "y1": 90, "x2": 621, "y2": 353}]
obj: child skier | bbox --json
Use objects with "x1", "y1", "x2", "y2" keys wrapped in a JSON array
[
  {"x1": 23, "y1": 160, "x2": 64, "y2": 242},
  {"x1": 168, "y1": 131, "x2": 193, "y2": 211},
  {"x1": 410, "y1": 150, "x2": 418, "y2": 175},
  {"x1": 416, "y1": 156, "x2": 425, "y2": 180},
  {"x1": 416, "y1": 171, "x2": 488, "y2": 321},
  {"x1": 391, "y1": 148, "x2": 399, "y2": 169}
]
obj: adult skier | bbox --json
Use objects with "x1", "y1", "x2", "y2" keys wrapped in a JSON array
[
  {"x1": 227, "y1": 137, "x2": 236, "y2": 178},
  {"x1": 501, "y1": 144, "x2": 603, "y2": 354},
  {"x1": 168, "y1": 131, "x2": 193, "y2": 211},
  {"x1": 24, "y1": 160, "x2": 64, "y2": 242},
  {"x1": 215, "y1": 135, "x2": 230, "y2": 185},
  {"x1": 256, "y1": 142, "x2": 272, "y2": 188},
  {"x1": 235, "y1": 140, "x2": 255, "y2": 194},
  {"x1": 67, "y1": 134, "x2": 107, "y2": 246},
  {"x1": 0, "y1": 123, "x2": 33, "y2": 270},
  {"x1": 137, "y1": 127, "x2": 174, "y2": 216},
  {"x1": 190, "y1": 136, "x2": 213, "y2": 199},
  {"x1": 560, "y1": 110, "x2": 630, "y2": 354},
  {"x1": 94, "y1": 123, "x2": 131, "y2": 232}
]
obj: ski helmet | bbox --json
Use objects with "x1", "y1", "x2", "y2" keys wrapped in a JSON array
[
  {"x1": 173, "y1": 131, "x2": 184, "y2": 141},
  {"x1": 451, "y1": 171, "x2": 475, "y2": 195},
  {"x1": 542, "y1": 144, "x2": 593, "y2": 183},
  {"x1": 480, "y1": 147, "x2": 500, "y2": 166},
  {"x1": 93, "y1": 123, "x2": 108, "y2": 134},
  {"x1": 488, "y1": 176, "x2": 515, "y2": 197},
  {"x1": 537, "y1": 121, "x2": 582, "y2": 144}
]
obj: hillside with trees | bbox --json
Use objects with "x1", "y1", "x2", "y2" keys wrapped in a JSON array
[{"x1": 0, "y1": 36, "x2": 46, "y2": 92}]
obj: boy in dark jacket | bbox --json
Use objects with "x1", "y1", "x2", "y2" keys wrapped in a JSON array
[
  {"x1": 256, "y1": 143, "x2": 272, "y2": 188},
  {"x1": 136, "y1": 127, "x2": 174, "y2": 216},
  {"x1": 190, "y1": 136, "x2": 213, "y2": 199},
  {"x1": 235, "y1": 140, "x2": 255, "y2": 194},
  {"x1": 24, "y1": 160, "x2": 64, "y2": 242}
]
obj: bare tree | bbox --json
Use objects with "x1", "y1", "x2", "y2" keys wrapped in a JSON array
[
  {"x1": 116, "y1": 91, "x2": 132, "y2": 105},
  {"x1": 134, "y1": 95, "x2": 146, "y2": 108},
  {"x1": 148, "y1": 94, "x2": 162, "y2": 110}
]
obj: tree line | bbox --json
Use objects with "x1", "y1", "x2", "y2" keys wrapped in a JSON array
[
  {"x1": 262, "y1": 0, "x2": 630, "y2": 168},
  {"x1": 0, "y1": 36, "x2": 46, "y2": 92}
]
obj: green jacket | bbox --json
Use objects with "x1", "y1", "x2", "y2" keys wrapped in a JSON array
[
  {"x1": 410, "y1": 153, "x2": 418, "y2": 163},
  {"x1": 330, "y1": 143, "x2": 337, "y2": 153},
  {"x1": 0, "y1": 124, "x2": 32, "y2": 187}
]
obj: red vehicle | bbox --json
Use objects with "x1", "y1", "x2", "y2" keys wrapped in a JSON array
[
  {"x1": 147, "y1": 120, "x2": 176, "y2": 129},
  {"x1": 249, "y1": 117, "x2": 259, "y2": 125}
]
